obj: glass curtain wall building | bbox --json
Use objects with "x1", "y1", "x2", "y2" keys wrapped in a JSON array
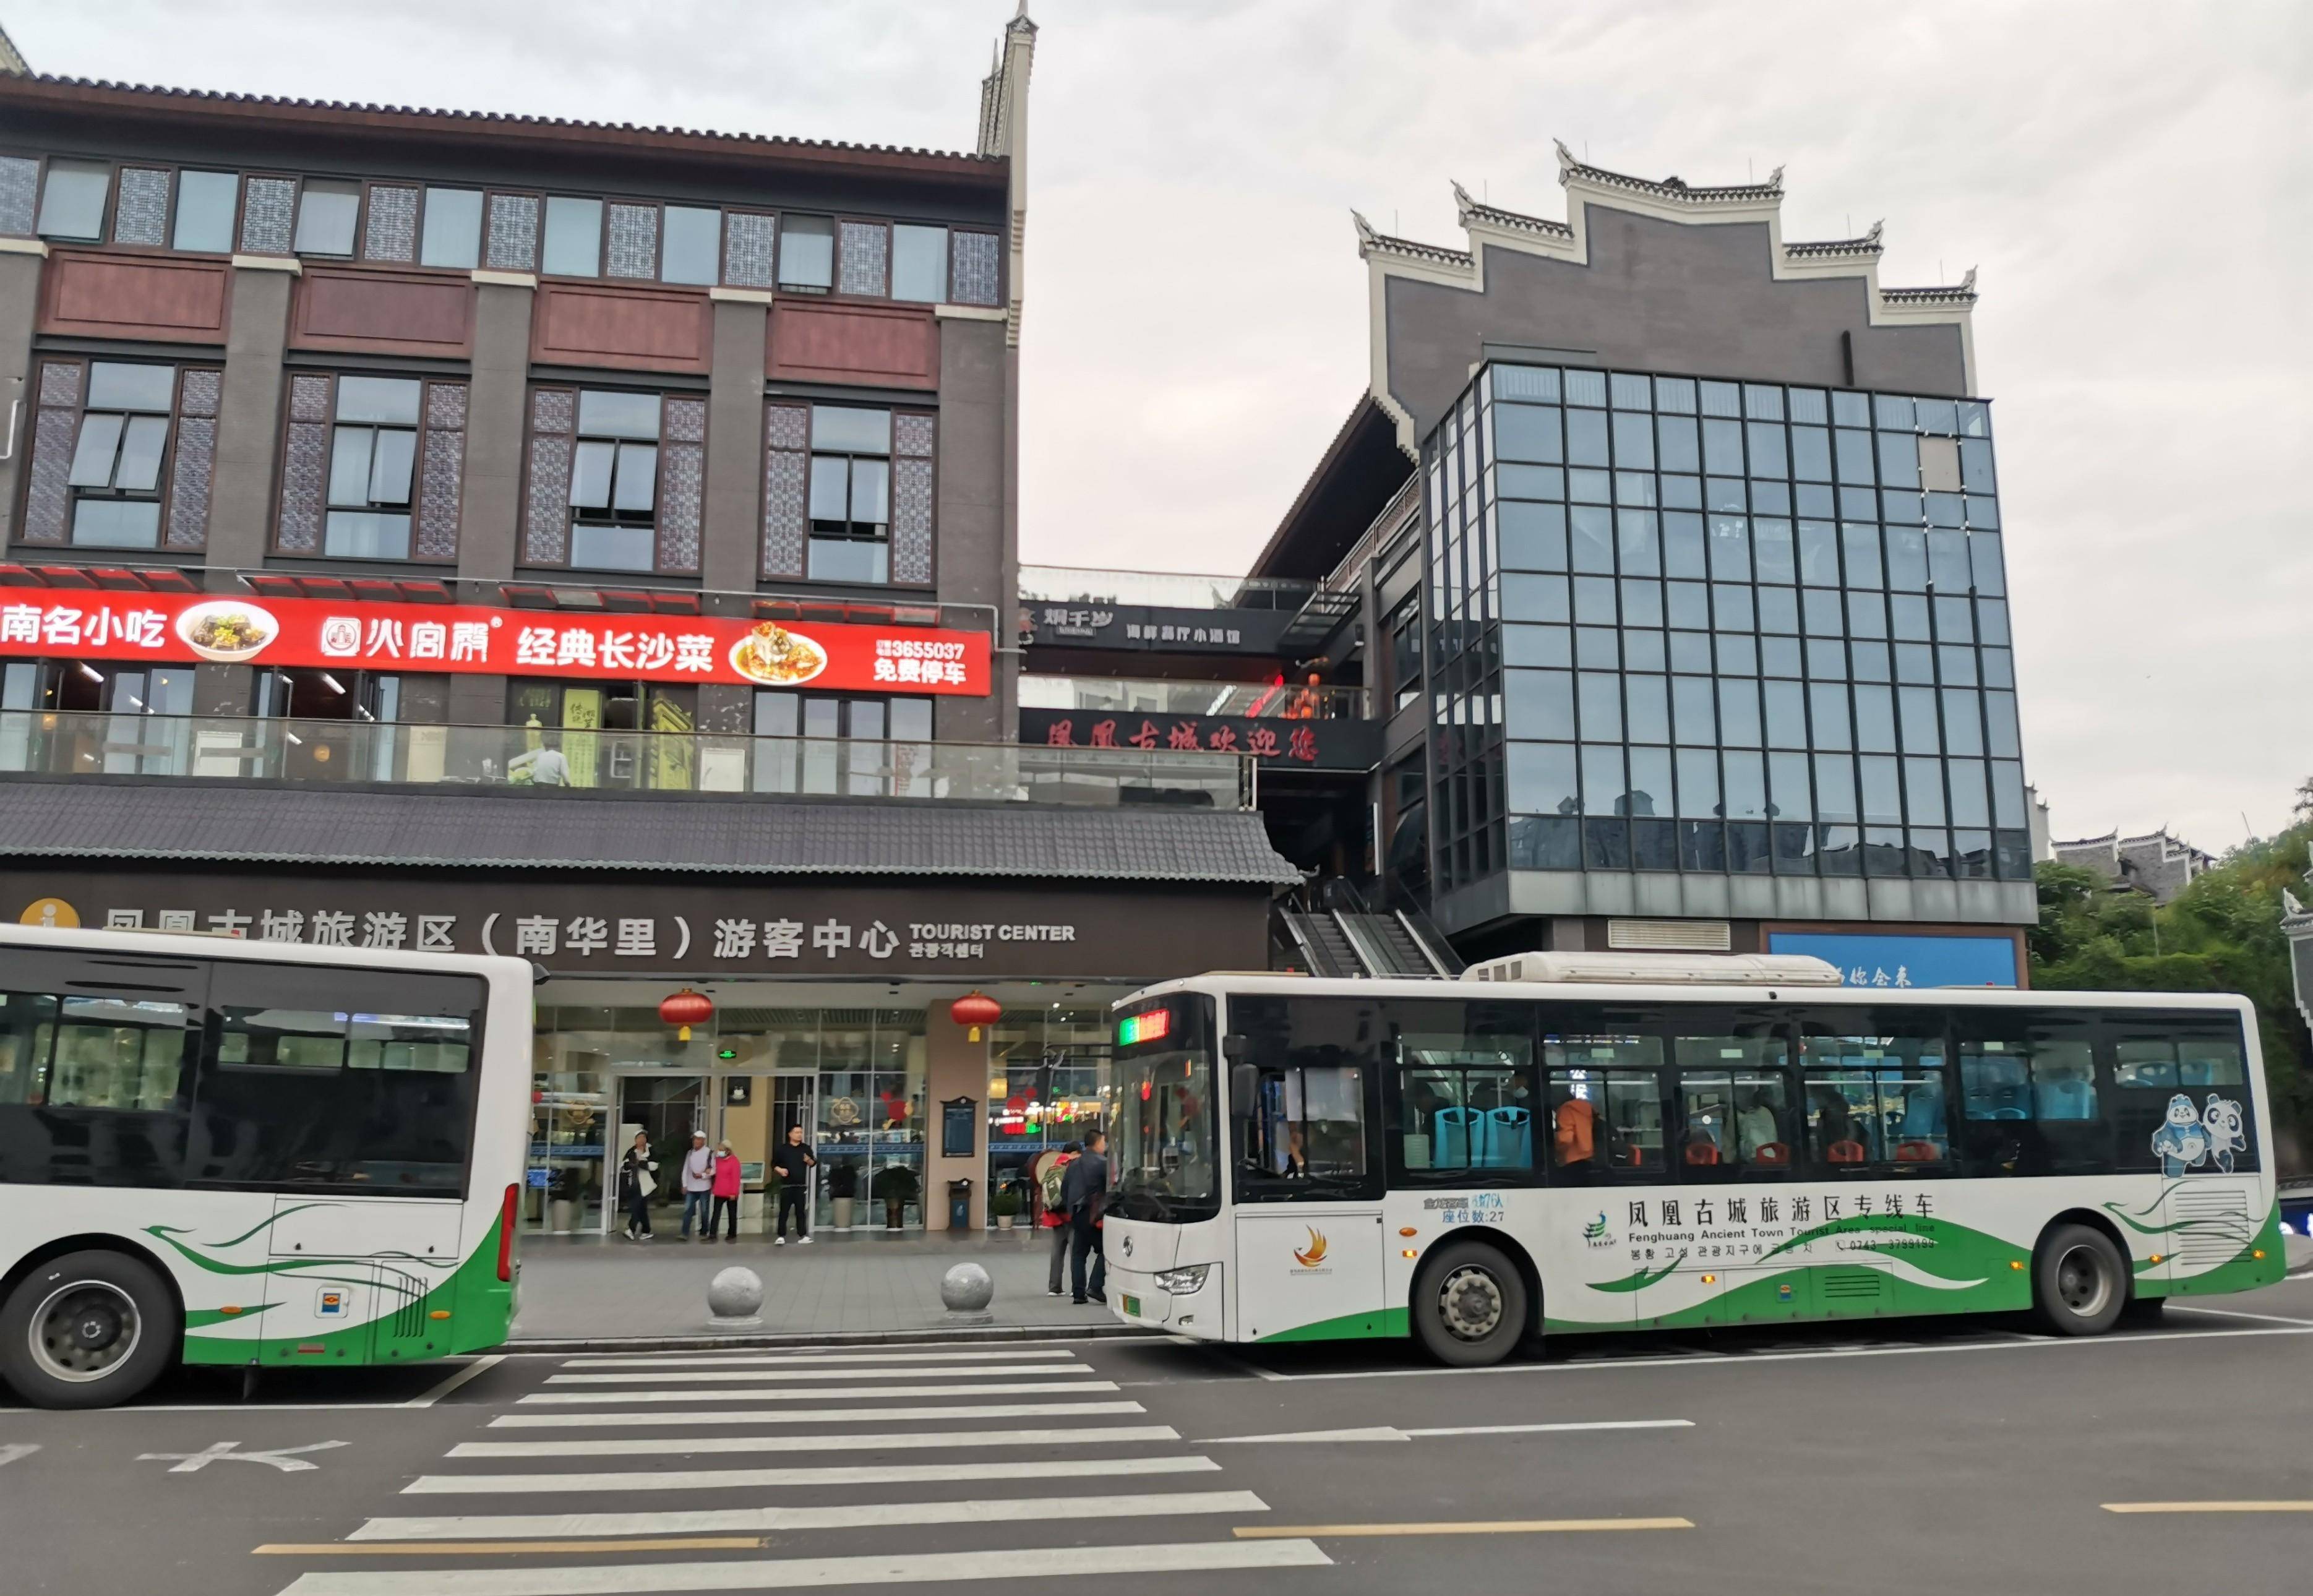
[{"x1": 1427, "y1": 361, "x2": 2027, "y2": 900}]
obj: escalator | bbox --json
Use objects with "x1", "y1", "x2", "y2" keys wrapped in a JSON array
[{"x1": 1274, "y1": 879, "x2": 1465, "y2": 979}]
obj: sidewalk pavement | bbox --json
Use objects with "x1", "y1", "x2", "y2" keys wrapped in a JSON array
[{"x1": 510, "y1": 1225, "x2": 1135, "y2": 1347}]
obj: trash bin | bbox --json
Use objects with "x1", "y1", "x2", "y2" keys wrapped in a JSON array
[{"x1": 947, "y1": 1178, "x2": 973, "y2": 1232}]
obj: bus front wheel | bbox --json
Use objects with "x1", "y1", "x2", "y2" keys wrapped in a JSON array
[
  {"x1": 0, "y1": 1250, "x2": 177, "y2": 1409},
  {"x1": 2032, "y1": 1224, "x2": 2126, "y2": 1337},
  {"x1": 1412, "y1": 1240, "x2": 1528, "y2": 1367}
]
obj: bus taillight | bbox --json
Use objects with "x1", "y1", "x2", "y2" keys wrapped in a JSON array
[{"x1": 497, "y1": 1183, "x2": 519, "y2": 1281}]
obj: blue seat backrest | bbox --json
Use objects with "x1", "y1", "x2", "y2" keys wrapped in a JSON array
[
  {"x1": 1901, "y1": 1081, "x2": 1946, "y2": 1138},
  {"x1": 1479, "y1": 1107, "x2": 1533, "y2": 1169},
  {"x1": 1433, "y1": 1107, "x2": 1477, "y2": 1169},
  {"x1": 2035, "y1": 1077, "x2": 2095, "y2": 1121}
]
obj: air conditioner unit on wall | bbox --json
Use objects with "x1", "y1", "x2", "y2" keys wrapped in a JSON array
[{"x1": 1605, "y1": 918, "x2": 1732, "y2": 952}]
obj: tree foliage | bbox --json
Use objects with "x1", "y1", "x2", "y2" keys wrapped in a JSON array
[{"x1": 2030, "y1": 822, "x2": 2313, "y2": 1170}]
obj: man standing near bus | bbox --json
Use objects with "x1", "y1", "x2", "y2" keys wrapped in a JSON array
[
  {"x1": 1064, "y1": 1128, "x2": 1109, "y2": 1305},
  {"x1": 773, "y1": 1123, "x2": 817, "y2": 1244}
]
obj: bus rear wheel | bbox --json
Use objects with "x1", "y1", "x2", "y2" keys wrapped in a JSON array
[
  {"x1": 2032, "y1": 1224, "x2": 2126, "y2": 1337},
  {"x1": 0, "y1": 1250, "x2": 176, "y2": 1409},
  {"x1": 1412, "y1": 1240, "x2": 1528, "y2": 1367}
]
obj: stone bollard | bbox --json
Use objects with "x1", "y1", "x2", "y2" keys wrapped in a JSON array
[
  {"x1": 706, "y1": 1265, "x2": 765, "y2": 1331},
  {"x1": 940, "y1": 1261, "x2": 995, "y2": 1326}
]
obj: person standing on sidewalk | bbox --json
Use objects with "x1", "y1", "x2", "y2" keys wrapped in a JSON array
[
  {"x1": 1064, "y1": 1128, "x2": 1109, "y2": 1305},
  {"x1": 1042, "y1": 1140, "x2": 1080, "y2": 1297},
  {"x1": 680, "y1": 1131, "x2": 714, "y2": 1240},
  {"x1": 617, "y1": 1131, "x2": 656, "y2": 1241},
  {"x1": 710, "y1": 1139, "x2": 742, "y2": 1242},
  {"x1": 772, "y1": 1123, "x2": 817, "y2": 1245}
]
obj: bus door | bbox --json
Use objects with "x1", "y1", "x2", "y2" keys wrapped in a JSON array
[
  {"x1": 2112, "y1": 1019, "x2": 2262, "y2": 1293},
  {"x1": 1229, "y1": 1011, "x2": 1389, "y2": 1343},
  {"x1": 1668, "y1": 1025, "x2": 1808, "y2": 1328}
]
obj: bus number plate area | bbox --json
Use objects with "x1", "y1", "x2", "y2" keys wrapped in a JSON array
[{"x1": 1121, "y1": 1294, "x2": 1142, "y2": 1317}]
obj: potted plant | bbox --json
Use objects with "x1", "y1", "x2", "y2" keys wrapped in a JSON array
[
  {"x1": 871, "y1": 1164, "x2": 919, "y2": 1230},
  {"x1": 827, "y1": 1163, "x2": 857, "y2": 1230},
  {"x1": 989, "y1": 1187, "x2": 1021, "y2": 1231}
]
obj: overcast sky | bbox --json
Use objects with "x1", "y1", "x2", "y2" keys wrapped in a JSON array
[{"x1": 17, "y1": 1, "x2": 2310, "y2": 844}]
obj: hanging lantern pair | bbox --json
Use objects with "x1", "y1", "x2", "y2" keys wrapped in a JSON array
[
  {"x1": 951, "y1": 990, "x2": 1002, "y2": 1042},
  {"x1": 658, "y1": 987, "x2": 713, "y2": 1042}
]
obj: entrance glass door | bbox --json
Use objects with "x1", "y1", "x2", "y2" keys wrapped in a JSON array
[
  {"x1": 713, "y1": 1074, "x2": 813, "y2": 1236},
  {"x1": 617, "y1": 1074, "x2": 710, "y2": 1232}
]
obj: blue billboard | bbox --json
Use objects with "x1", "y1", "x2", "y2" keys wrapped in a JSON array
[{"x1": 1767, "y1": 932, "x2": 2018, "y2": 990}]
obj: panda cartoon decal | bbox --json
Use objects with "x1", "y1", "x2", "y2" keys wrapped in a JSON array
[
  {"x1": 2150, "y1": 1094, "x2": 2210, "y2": 1177},
  {"x1": 2200, "y1": 1095, "x2": 2247, "y2": 1174}
]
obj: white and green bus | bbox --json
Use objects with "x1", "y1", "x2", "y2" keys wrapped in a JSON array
[
  {"x1": 0, "y1": 924, "x2": 533, "y2": 1407},
  {"x1": 1104, "y1": 955, "x2": 2286, "y2": 1365}
]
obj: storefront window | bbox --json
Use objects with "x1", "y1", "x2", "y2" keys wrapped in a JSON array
[
  {"x1": 750, "y1": 691, "x2": 932, "y2": 796},
  {"x1": 987, "y1": 1006, "x2": 1114, "y2": 1226},
  {"x1": 506, "y1": 678, "x2": 697, "y2": 789},
  {"x1": 1, "y1": 658, "x2": 198, "y2": 776}
]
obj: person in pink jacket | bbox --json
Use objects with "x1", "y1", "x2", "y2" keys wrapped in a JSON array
[{"x1": 709, "y1": 1140, "x2": 744, "y2": 1242}]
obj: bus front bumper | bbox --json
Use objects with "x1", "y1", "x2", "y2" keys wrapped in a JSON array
[{"x1": 1106, "y1": 1262, "x2": 1222, "y2": 1340}]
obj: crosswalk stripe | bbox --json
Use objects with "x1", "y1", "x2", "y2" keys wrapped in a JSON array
[
  {"x1": 518, "y1": 1380, "x2": 1118, "y2": 1406},
  {"x1": 349, "y1": 1488, "x2": 1268, "y2": 1542},
  {"x1": 272, "y1": 1537, "x2": 1331, "y2": 1595},
  {"x1": 559, "y1": 1349, "x2": 1077, "y2": 1370},
  {"x1": 491, "y1": 1401, "x2": 1144, "y2": 1430},
  {"x1": 404, "y1": 1454, "x2": 1221, "y2": 1495},
  {"x1": 545, "y1": 1365, "x2": 1089, "y2": 1386},
  {"x1": 449, "y1": 1425, "x2": 1178, "y2": 1459}
]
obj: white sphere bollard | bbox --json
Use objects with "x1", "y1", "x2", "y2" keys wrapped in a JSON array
[
  {"x1": 940, "y1": 1261, "x2": 995, "y2": 1325},
  {"x1": 706, "y1": 1265, "x2": 765, "y2": 1330}
]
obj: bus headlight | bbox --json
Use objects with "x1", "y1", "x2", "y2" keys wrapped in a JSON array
[{"x1": 1156, "y1": 1264, "x2": 1209, "y2": 1295}]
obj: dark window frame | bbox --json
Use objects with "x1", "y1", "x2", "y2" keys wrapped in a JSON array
[{"x1": 270, "y1": 369, "x2": 467, "y2": 565}]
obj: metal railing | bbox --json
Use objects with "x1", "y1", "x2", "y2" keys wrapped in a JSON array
[
  {"x1": 1018, "y1": 565, "x2": 1317, "y2": 612},
  {"x1": 1020, "y1": 674, "x2": 1368, "y2": 721},
  {"x1": 0, "y1": 711, "x2": 1254, "y2": 809}
]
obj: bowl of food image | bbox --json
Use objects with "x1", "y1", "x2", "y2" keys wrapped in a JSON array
[
  {"x1": 175, "y1": 600, "x2": 282, "y2": 663},
  {"x1": 729, "y1": 622, "x2": 827, "y2": 686}
]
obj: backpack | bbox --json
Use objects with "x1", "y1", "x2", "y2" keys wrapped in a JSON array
[{"x1": 1040, "y1": 1155, "x2": 1071, "y2": 1214}]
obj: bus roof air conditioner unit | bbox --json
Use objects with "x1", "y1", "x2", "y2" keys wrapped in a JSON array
[{"x1": 1461, "y1": 952, "x2": 1845, "y2": 987}]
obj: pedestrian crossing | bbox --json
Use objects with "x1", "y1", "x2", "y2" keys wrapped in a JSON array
[{"x1": 260, "y1": 1342, "x2": 1332, "y2": 1595}]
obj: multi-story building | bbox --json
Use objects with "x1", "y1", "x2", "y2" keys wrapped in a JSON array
[
  {"x1": 2051, "y1": 828, "x2": 2215, "y2": 905},
  {"x1": 1175, "y1": 145, "x2": 2040, "y2": 989},
  {"x1": 0, "y1": 12, "x2": 1299, "y2": 1233}
]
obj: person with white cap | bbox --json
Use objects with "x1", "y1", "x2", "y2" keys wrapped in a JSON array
[{"x1": 680, "y1": 1130, "x2": 715, "y2": 1240}]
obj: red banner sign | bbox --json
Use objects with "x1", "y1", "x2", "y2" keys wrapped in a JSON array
[{"x1": 0, "y1": 593, "x2": 990, "y2": 696}]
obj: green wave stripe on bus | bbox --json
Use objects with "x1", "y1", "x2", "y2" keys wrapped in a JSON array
[
  {"x1": 184, "y1": 1302, "x2": 277, "y2": 1329},
  {"x1": 1255, "y1": 1307, "x2": 1410, "y2": 1343},
  {"x1": 1586, "y1": 1254, "x2": 1687, "y2": 1293},
  {"x1": 2161, "y1": 1204, "x2": 2288, "y2": 1298}
]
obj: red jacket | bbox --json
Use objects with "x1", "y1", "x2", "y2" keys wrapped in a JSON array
[{"x1": 711, "y1": 1152, "x2": 742, "y2": 1199}]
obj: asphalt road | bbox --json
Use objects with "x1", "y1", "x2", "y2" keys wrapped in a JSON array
[{"x1": 3, "y1": 1274, "x2": 2310, "y2": 1596}]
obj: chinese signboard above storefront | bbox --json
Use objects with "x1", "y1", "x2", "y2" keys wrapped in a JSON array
[
  {"x1": 4, "y1": 873, "x2": 1266, "y2": 980},
  {"x1": 1019, "y1": 709, "x2": 1378, "y2": 772},
  {"x1": 1766, "y1": 932, "x2": 2019, "y2": 989},
  {"x1": 0, "y1": 594, "x2": 992, "y2": 696},
  {"x1": 1018, "y1": 604, "x2": 1294, "y2": 656}
]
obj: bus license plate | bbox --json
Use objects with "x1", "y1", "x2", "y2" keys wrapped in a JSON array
[{"x1": 1121, "y1": 1294, "x2": 1141, "y2": 1317}]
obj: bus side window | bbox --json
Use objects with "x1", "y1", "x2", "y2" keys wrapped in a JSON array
[
  {"x1": 1545, "y1": 1067, "x2": 1662, "y2": 1180},
  {"x1": 1383, "y1": 999, "x2": 1536, "y2": 1183},
  {"x1": 2106, "y1": 1016, "x2": 2255, "y2": 1176},
  {"x1": 1955, "y1": 1010, "x2": 2105, "y2": 1178},
  {"x1": 1671, "y1": 1028, "x2": 1794, "y2": 1178},
  {"x1": 1793, "y1": 1008, "x2": 1953, "y2": 1175},
  {"x1": 0, "y1": 951, "x2": 201, "y2": 1188}
]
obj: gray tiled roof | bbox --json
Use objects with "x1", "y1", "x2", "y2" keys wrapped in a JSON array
[{"x1": 0, "y1": 784, "x2": 1300, "y2": 885}]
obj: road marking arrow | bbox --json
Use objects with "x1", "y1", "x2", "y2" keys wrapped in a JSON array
[
  {"x1": 0, "y1": 1443, "x2": 38, "y2": 1467},
  {"x1": 137, "y1": 1439, "x2": 347, "y2": 1473}
]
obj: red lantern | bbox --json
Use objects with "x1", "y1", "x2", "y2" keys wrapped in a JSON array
[
  {"x1": 659, "y1": 987, "x2": 713, "y2": 1042},
  {"x1": 951, "y1": 990, "x2": 1002, "y2": 1042}
]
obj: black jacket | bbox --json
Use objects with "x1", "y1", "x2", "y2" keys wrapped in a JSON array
[
  {"x1": 617, "y1": 1148, "x2": 655, "y2": 1201},
  {"x1": 1060, "y1": 1147, "x2": 1109, "y2": 1219}
]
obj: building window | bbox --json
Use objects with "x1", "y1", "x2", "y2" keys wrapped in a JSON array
[
  {"x1": 752, "y1": 692, "x2": 932, "y2": 797},
  {"x1": 569, "y1": 392, "x2": 664, "y2": 572},
  {"x1": 661, "y1": 205, "x2": 720, "y2": 286},
  {"x1": 294, "y1": 179, "x2": 361, "y2": 257},
  {"x1": 542, "y1": 196, "x2": 604, "y2": 277},
  {"x1": 59, "y1": 363, "x2": 176, "y2": 549},
  {"x1": 807, "y1": 406, "x2": 893, "y2": 583},
  {"x1": 521, "y1": 387, "x2": 704, "y2": 575},
  {"x1": 891, "y1": 225, "x2": 948, "y2": 303},
  {"x1": 172, "y1": 170, "x2": 238, "y2": 253},
  {"x1": 35, "y1": 158, "x2": 109, "y2": 242},
  {"x1": 779, "y1": 215, "x2": 835, "y2": 293},
  {"x1": 277, "y1": 373, "x2": 465, "y2": 562},
  {"x1": 419, "y1": 187, "x2": 484, "y2": 269},
  {"x1": 20, "y1": 360, "x2": 218, "y2": 552},
  {"x1": 505, "y1": 679, "x2": 698, "y2": 790}
]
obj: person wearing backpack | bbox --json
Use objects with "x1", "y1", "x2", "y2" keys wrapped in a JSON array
[
  {"x1": 1041, "y1": 1141, "x2": 1080, "y2": 1297},
  {"x1": 1062, "y1": 1128, "x2": 1109, "y2": 1306}
]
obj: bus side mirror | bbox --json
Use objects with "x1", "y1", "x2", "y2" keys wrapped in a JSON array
[
  {"x1": 1222, "y1": 1034, "x2": 1250, "y2": 1064},
  {"x1": 1229, "y1": 1062, "x2": 1258, "y2": 1112}
]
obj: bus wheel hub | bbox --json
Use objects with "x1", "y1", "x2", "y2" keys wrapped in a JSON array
[
  {"x1": 33, "y1": 1283, "x2": 139, "y2": 1379},
  {"x1": 1439, "y1": 1266, "x2": 1503, "y2": 1340}
]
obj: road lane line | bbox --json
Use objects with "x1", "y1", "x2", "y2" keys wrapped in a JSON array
[
  {"x1": 1209, "y1": 1418, "x2": 1690, "y2": 1444},
  {"x1": 491, "y1": 1400, "x2": 1145, "y2": 1429},
  {"x1": 405, "y1": 1355, "x2": 505, "y2": 1409},
  {"x1": 518, "y1": 1379, "x2": 1118, "y2": 1406},
  {"x1": 270, "y1": 1537, "x2": 1331, "y2": 1594},
  {"x1": 2103, "y1": 1501, "x2": 2313, "y2": 1514},
  {"x1": 349, "y1": 1489, "x2": 1269, "y2": 1541},
  {"x1": 1212, "y1": 1323, "x2": 2313, "y2": 1383},
  {"x1": 2163, "y1": 1305, "x2": 2313, "y2": 1328},
  {"x1": 559, "y1": 1349, "x2": 1078, "y2": 1369},
  {"x1": 1407, "y1": 1420, "x2": 1693, "y2": 1437},
  {"x1": 257, "y1": 1539, "x2": 767, "y2": 1556},
  {"x1": 403, "y1": 1454, "x2": 1221, "y2": 1495},
  {"x1": 1235, "y1": 1517, "x2": 1693, "y2": 1538},
  {"x1": 544, "y1": 1363, "x2": 1090, "y2": 1384},
  {"x1": 448, "y1": 1424, "x2": 1179, "y2": 1459}
]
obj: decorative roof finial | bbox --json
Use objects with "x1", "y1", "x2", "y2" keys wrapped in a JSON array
[
  {"x1": 1766, "y1": 164, "x2": 1785, "y2": 189},
  {"x1": 1350, "y1": 210, "x2": 1379, "y2": 246},
  {"x1": 1450, "y1": 179, "x2": 1475, "y2": 218},
  {"x1": 1960, "y1": 265, "x2": 1978, "y2": 291},
  {"x1": 1865, "y1": 218, "x2": 1884, "y2": 247},
  {"x1": 1553, "y1": 138, "x2": 1577, "y2": 172}
]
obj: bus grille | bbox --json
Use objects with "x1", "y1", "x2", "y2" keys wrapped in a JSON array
[
  {"x1": 384, "y1": 1269, "x2": 426, "y2": 1339},
  {"x1": 1819, "y1": 1269, "x2": 1885, "y2": 1300},
  {"x1": 2169, "y1": 1187, "x2": 2251, "y2": 1267}
]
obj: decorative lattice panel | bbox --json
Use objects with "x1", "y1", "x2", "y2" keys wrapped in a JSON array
[
  {"x1": 113, "y1": 168, "x2": 171, "y2": 247},
  {"x1": 531, "y1": 388, "x2": 574, "y2": 437},
  {"x1": 723, "y1": 212, "x2": 775, "y2": 289},
  {"x1": 838, "y1": 221, "x2": 888, "y2": 298},
  {"x1": 39, "y1": 361, "x2": 84, "y2": 409},
  {"x1": 276, "y1": 421, "x2": 328, "y2": 552},
  {"x1": 663, "y1": 395, "x2": 706, "y2": 445},
  {"x1": 950, "y1": 230, "x2": 1000, "y2": 306},
  {"x1": 656, "y1": 442, "x2": 704, "y2": 573},
  {"x1": 364, "y1": 185, "x2": 419, "y2": 262},
  {"x1": 416, "y1": 419, "x2": 465, "y2": 562},
  {"x1": 20, "y1": 397, "x2": 79, "y2": 546},
  {"x1": 0, "y1": 157, "x2": 37, "y2": 236},
  {"x1": 894, "y1": 413, "x2": 935, "y2": 458},
  {"x1": 239, "y1": 176, "x2": 297, "y2": 254},
  {"x1": 606, "y1": 203, "x2": 658, "y2": 279},
  {"x1": 760, "y1": 404, "x2": 810, "y2": 580},
  {"x1": 524, "y1": 435, "x2": 572, "y2": 565},
  {"x1": 891, "y1": 457, "x2": 935, "y2": 585},
  {"x1": 178, "y1": 369, "x2": 221, "y2": 419},
  {"x1": 427, "y1": 383, "x2": 467, "y2": 431},
  {"x1": 166, "y1": 416, "x2": 215, "y2": 549},
  {"x1": 765, "y1": 404, "x2": 808, "y2": 453},
  {"x1": 485, "y1": 193, "x2": 539, "y2": 272},
  {"x1": 288, "y1": 372, "x2": 333, "y2": 424}
]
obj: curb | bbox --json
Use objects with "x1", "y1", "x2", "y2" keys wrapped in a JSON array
[{"x1": 506, "y1": 1322, "x2": 1168, "y2": 1355}]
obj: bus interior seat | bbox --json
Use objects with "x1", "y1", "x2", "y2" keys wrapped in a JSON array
[
  {"x1": 2035, "y1": 1078, "x2": 2095, "y2": 1121},
  {"x1": 1479, "y1": 1107, "x2": 1532, "y2": 1169},
  {"x1": 1827, "y1": 1139, "x2": 1866, "y2": 1164},
  {"x1": 1683, "y1": 1139, "x2": 1720, "y2": 1165},
  {"x1": 1753, "y1": 1141, "x2": 1790, "y2": 1165},
  {"x1": 1433, "y1": 1107, "x2": 1478, "y2": 1169},
  {"x1": 1894, "y1": 1139, "x2": 1942, "y2": 1162}
]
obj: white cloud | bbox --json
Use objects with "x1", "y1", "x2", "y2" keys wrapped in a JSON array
[{"x1": 17, "y1": 0, "x2": 2309, "y2": 839}]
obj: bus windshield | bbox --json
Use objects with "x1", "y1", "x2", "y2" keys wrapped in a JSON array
[{"x1": 1110, "y1": 995, "x2": 1218, "y2": 1223}]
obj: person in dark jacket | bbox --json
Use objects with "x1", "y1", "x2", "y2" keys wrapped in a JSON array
[
  {"x1": 616, "y1": 1131, "x2": 657, "y2": 1241},
  {"x1": 1062, "y1": 1128, "x2": 1109, "y2": 1305}
]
